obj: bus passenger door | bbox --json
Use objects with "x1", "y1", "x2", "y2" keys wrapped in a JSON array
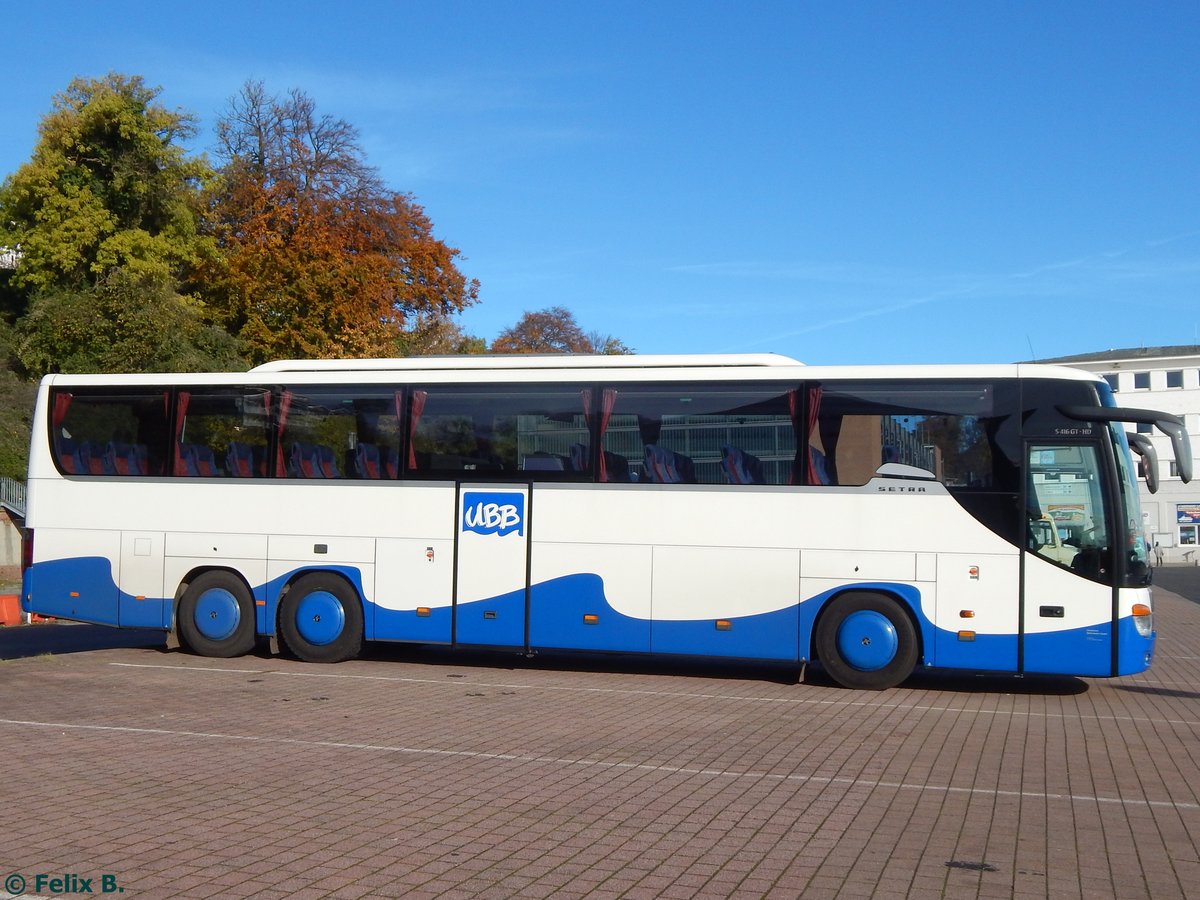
[
  {"x1": 455, "y1": 485, "x2": 529, "y2": 648},
  {"x1": 1021, "y1": 443, "x2": 1115, "y2": 676}
]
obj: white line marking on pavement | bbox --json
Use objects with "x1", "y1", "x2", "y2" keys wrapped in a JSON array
[
  {"x1": 1, "y1": 717, "x2": 1195, "y2": 813},
  {"x1": 4, "y1": 720, "x2": 1195, "y2": 816}
]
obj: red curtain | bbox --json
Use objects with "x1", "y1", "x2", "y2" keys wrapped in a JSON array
[
  {"x1": 407, "y1": 390, "x2": 428, "y2": 471},
  {"x1": 52, "y1": 392, "x2": 72, "y2": 431},
  {"x1": 172, "y1": 392, "x2": 191, "y2": 476},
  {"x1": 806, "y1": 385, "x2": 823, "y2": 484},
  {"x1": 275, "y1": 391, "x2": 293, "y2": 477}
]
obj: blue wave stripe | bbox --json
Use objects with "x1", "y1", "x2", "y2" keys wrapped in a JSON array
[{"x1": 21, "y1": 557, "x2": 1154, "y2": 678}]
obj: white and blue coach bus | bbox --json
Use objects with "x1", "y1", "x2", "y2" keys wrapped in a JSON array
[{"x1": 20, "y1": 354, "x2": 1193, "y2": 689}]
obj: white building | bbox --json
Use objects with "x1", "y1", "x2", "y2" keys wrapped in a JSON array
[{"x1": 1040, "y1": 346, "x2": 1200, "y2": 563}]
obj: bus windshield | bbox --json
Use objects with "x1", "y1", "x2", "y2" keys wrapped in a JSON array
[{"x1": 1110, "y1": 422, "x2": 1150, "y2": 585}]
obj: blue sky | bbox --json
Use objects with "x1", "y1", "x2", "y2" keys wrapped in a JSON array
[{"x1": 2, "y1": 1, "x2": 1197, "y2": 364}]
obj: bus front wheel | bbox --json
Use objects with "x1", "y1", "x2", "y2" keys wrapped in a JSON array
[
  {"x1": 177, "y1": 571, "x2": 258, "y2": 658},
  {"x1": 815, "y1": 592, "x2": 918, "y2": 690},
  {"x1": 277, "y1": 573, "x2": 363, "y2": 664}
]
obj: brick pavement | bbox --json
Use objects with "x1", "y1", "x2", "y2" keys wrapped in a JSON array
[{"x1": 0, "y1": 583, "x2": 1198, "y2": 899}]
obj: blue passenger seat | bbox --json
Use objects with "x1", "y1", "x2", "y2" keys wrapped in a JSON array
[
  {"x1": 642, "y1": 445, "x2": 696, "y2": 484},
  {"x1": 720, "y1": 445, "x2": 764, "y2": 485},
  {"x1": 108, "y1": 442, "x2": 149, "y2": 476}
]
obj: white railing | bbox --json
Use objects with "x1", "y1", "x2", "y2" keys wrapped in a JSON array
[{"x1": 0, "y1": 477, "x2": 25, "y2": 517}]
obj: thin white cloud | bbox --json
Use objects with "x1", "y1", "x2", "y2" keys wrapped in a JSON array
[{"x1": 669, "y1": 232, "x2": 1200, "y2": 351}]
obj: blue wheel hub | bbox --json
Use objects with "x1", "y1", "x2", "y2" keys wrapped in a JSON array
[
  {"x1": 295, "y1": 590, "x2": 345, "y2": 646},
  {"x1": 837, "y1": 610, "x2": 899, "y2": 671},
  {"x1": 194, "y1": 588, "x2": 241, "y2": 641}
]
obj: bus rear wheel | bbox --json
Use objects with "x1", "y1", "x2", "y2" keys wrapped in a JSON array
[
  {"x1": 277, "y1": 573, "x2": 363, "y2": 663},
  {"x1": 815, "y1": 592, "x2": 917, "y2": 690},
  {"x1": 177, "y1": 571, "x2": 257, "y2": 658}
]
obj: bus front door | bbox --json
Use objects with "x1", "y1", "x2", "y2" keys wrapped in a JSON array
[
  {"x1": 454, "y1": 484, "x2": 530, "y2": 649},
  {"x1": 1021, "y1": 442, "x2": 1115, "y2": 676}
]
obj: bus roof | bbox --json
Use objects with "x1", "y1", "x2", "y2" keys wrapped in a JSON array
[
  {"x1": 39, "y1": 356, "x2": 1105, "y2": 387},
  {"x1": 249, "y1": 353, "x2": 806, "y2": 373}
]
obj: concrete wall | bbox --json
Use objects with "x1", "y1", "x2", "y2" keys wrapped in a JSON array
[{"x1": 1, "y1": 508, "x2": 22, "y2": 578}]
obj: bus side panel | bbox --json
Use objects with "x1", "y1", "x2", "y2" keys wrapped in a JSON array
[
  {"x1": 529, "y1": 543, "x2": 652, "y2": 652},
  {"x1": 933, "y1": 553, "x2": 1019, "y2": 671},
  {"x1": 26, "y1": 529, "x2": 121, "y2": 625},
  {"x1": 118, "y1": 532, "x2": 166, "y2": 629},
  {"x1": 650, "y1": 546, "x2": 800, "y2": 660},
  {"x1": 373, "y1": 538, "x2": 454, "y2": 643}
]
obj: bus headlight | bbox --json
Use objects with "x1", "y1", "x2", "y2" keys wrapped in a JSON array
[{"x1": 1132, "y1": 603, "x2": 1153, "y2": 637}]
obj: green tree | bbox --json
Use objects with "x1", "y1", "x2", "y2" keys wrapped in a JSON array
[
  {"x1": 491, "y1": 306, "x2": 633, "y2": 354},
  {"x1": 0, "y1": 320, "x2": 36, "y2": 479},
  {"x1": 15, "y1": 269, "x2": 243, "y2": 376},
  {"x1": 197, "y1": 81, "x2": 479, "y2": 364},
  {"x1": 0, "y1": 73, "x2": 213, "y2": 296}
]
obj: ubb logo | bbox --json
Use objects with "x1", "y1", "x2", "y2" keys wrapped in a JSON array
[{"x1": 462, "y1": 492, "x2": 525, "y2": 537}]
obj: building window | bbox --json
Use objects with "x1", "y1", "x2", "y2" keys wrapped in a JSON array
[
  {"x1": 1181, "y1": 525, "x2": 1197, "y2": 546},
  {"x1": 1134, "y1": 372, "x2": 1150, "y2": 389},
  {"x1": 1103, "y1": 373, "x2": 1119, "y2": 391},
  {"x1": 1137, "y1": 422, "x2": 1153, "y2": 434},
  {"x1": 1167, "y1": 370, "x2": 1183, "y2": 388}
]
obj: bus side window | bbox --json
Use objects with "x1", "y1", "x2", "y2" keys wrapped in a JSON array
[
  {"x1": 601, "y1": 386, "x2": 798, "y2": 485},
  {"x1": 409, "y1": 386, "x2": 591, "y2": 480},
  {"x1": 175, "y1": 389, "x2": 270, "y2": 478},
  {"x1": 812, "y1": 381, "x2": 1009, "y2": 489},
  {"x1": 280, "y1": 388, "x2": 400, "y2": 480}
]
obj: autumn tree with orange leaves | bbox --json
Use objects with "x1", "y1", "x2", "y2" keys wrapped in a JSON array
[
  {"x1": 491, "y1": 306, "x2": 632, "y2": 354},
  {"x1": 195, "y1": 82, "x2": 479, "y2": 364}
]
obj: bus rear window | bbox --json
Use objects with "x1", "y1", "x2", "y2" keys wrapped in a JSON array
[{"x1": 50, "y1": 389, "x2": 169, "y2": 476}]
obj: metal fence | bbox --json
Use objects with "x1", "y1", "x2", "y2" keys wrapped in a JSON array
[{"x1": 0, "y1": 477, "x2": 26, "y2": 517}]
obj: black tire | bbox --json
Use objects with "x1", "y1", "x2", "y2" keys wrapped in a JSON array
[
  {"x1": 814, "y1": 592, "x2": 918, "y2": 690},
  {"x1": 176, "y1": 571, "x2": 258, "y2": 658},
  {"x1": 277, "y1": 572, "x2": 363, "y2": 663}
]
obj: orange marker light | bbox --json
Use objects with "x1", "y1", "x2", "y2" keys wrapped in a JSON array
[
  {"x1": 416, "y1": 607, "x2": 431, "y2": 618},
  {"x1": 959, "y1": 610, "x2": 975, "y2": 618},
  {"x1": 583, "y1": 614, "x2": 599, "y2": 625},
  {"x1": 957, "y1": 630, "x2": 977, "y2": 642},
  {"x1": 715, "y1": 620, "x2": 732, "y2": 631},
  {"x1": 1132, "y1": 604, "x2": 1151, "y2": 617}
]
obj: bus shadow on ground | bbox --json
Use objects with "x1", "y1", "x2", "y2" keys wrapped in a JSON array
[
  {"x1": 0, "y1": 622, "x2": 167, "y2": 660},
  {"x1": 895, "y1": 667, "x2": 1089, "y2": 696},
  {"x1": 359, "y1": 641, "x2": 804, "y2": 686},
  {"x1": 359, "y1": 641, "x2": 1089, "y2": 695},
  {"x1": 0, "y1": 626, "x2": 1090, "y2": 696}
]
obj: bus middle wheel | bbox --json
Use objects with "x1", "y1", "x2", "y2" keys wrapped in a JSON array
[{"x1": 177, "y1": 571, "x2": 257, "y2": 659}]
